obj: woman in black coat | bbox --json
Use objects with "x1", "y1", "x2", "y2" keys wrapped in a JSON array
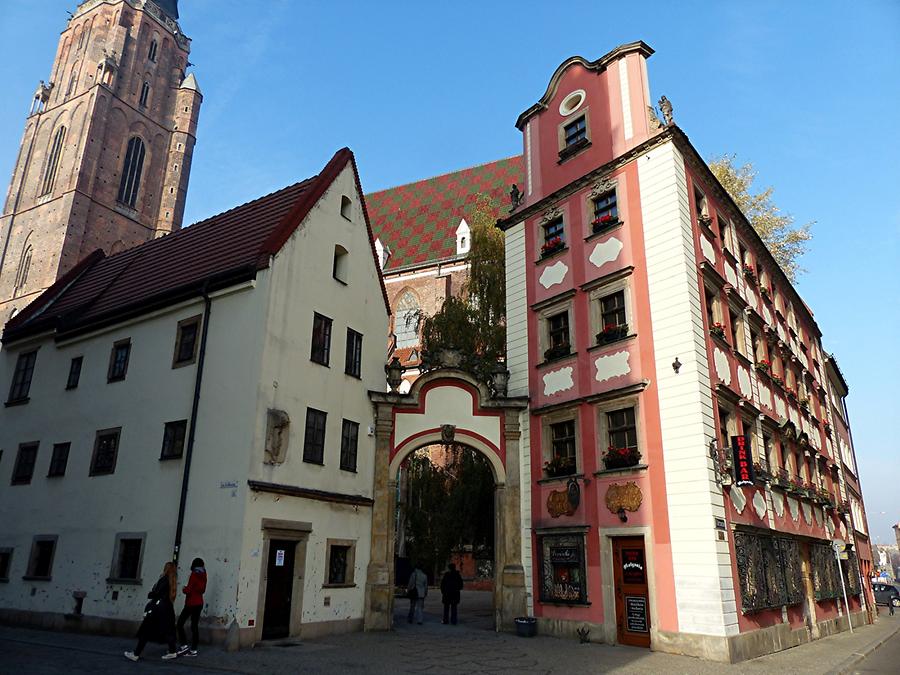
[
  {"x1": 125, "y1": 562, "x2": 179, "y2": 661},
  {"x1": 440, "y1": 562, "x2": 464, "y2": 625}
]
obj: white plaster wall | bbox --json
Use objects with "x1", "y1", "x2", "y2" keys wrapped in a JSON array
[
  {"x1": 503, "y1": 222, "x2": 533, "y2": 611},
  {"x1": 0, "y1": 286, "x2": 263, "y2": 626},
  {"x1": 394, "y1": 385, "x2": 501, "y2": 453},
  {"x1": 236, "y1": 162, "x2": 389, "y2": 627},
  {"x1": 639, "y1": 140, "x2": 738, "y2": 637},
  {"x1": 504, "y1": 223, "x2": 529, "y2": 397}
]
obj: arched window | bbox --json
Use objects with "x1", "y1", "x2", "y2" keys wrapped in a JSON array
[
  {"x1": 40, "y1": 126, "x2": 67, "y2": 196},
  {"x1": 139, "y1": 82, "x2": 150, "y2": 107},
  {"x1": 340, "y1": 195, "x2": 352, "y2": 220},
  {"x1": 394, "y1": 291, "x2": 420, "y2": 348},
  {"x1": 66, "y1": 65, "x2": 79, "y2": 96},
  {"x1": 78, "y1": 26, "x2": 87, "y2": 50},
  {"x1": 333, "y1": 244, "x2": 349, "y2": 283},
  {"x1": 14, "y1": 245, "x2": 33, "y2": 294},
  {"x1": 148, "y1": 39, "x2": 158, "y2": 62},
  {"x1": 117, "y1": 137, "x2": 146, "y2": 208}
]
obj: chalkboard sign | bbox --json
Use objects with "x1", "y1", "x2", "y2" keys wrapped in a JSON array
[{"x1": 625, "y1": 595, "x2": 648, "y2": 633}]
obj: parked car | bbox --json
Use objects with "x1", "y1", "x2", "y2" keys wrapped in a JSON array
[{"x1": 872, "y1": 582, "x2": 900, "y2": 607}]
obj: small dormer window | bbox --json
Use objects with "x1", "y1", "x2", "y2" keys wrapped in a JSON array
[
  {"x1": 456, "y1": 218, "x2": 471, "y2": 256},
  {"x1": 340, "y1": 195, "x2": 352, "y2": 220}
]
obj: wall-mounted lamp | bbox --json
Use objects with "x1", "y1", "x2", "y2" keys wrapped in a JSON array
[
  {"x1": 672, "y1": 357, "x2": 682, "y2": 374},
  {"x1": 617, "y1": 507, "x2": 628, "y2": 523}
]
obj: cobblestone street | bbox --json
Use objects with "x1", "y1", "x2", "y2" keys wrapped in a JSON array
[{"x1": 1, "y1": 599, "x2": 897, "y2": 675}]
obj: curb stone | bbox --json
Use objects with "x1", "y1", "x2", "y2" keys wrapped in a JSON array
[{"x1": 828, "y1": 618, "x2": 900, "y2": 675}]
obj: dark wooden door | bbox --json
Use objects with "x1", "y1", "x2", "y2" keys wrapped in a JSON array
[
  {"x1": 612, "y1": 536, "x2": 651, "y2": 648},
  {"x1": 262, "y1": 539, "x2": 296, "y2": 640}
]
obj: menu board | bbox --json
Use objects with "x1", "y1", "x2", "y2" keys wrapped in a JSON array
[{"x1": 625, "y1": 595, "x2": 648, "y2": 633}]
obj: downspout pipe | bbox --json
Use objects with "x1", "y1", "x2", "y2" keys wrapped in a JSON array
[{"x1": 173, "y1": 283, "x2": 212, "y2": 563}]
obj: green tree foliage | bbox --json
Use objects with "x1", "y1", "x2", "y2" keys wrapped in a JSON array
[
  {"x1": 417, "y1": 193, "x2": 506, "y2": 381},
  {"x1": 401, "y1": 446, "x2": 495, "y2": 580},
  {"x1": 709, "y1": 155, "x2": 812, "y2": 282}
]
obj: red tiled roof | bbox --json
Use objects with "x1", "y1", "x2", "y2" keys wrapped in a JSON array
[
  {"x1": 365, "y1": 156, "x2": 524, "y2": 271},
  {"x1": 4, "y1": 148, "x2": 390, "y2": 342}
]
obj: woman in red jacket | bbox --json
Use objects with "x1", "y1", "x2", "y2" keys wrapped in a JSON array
[{"x1": 176, "y1": 558, "x2": 207, "y2": 656}]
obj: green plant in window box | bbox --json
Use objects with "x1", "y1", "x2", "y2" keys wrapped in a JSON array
[
  {"x1": 596, "y1": 323, "x2": 628, "y2": 345},
  {"x1": 770, "y1": 374, "x2": 785, "y2": 388},
  {"x1": 591, "y1": 214, "x2": 620, "y2": 233},
  {"x1": 543, "y1": 455, "x2": 576, "y2": 478},
  {"x1": 752, "y1": 461, "x2": 771, "y2": 482},
  {"x1": 544, "y1": 343, "x2": 571, "y2": 361},
  {"x1": 742, "y1": 263, "x2": 757, "y2": 283},
  {"x1": 760, "y1": 285, "x2": 772, "y2": 301},
  {"x1": 602, "y1": 445, "x2": 641, "y2": 470},
  {"x1": 755, "y1": 359, "x2": 770, "y2": 374},
  {"x1": 697, "y1": 213, "x2": 713, "y2": 228},
  {"x1": 709, "y1": 322, "x2": 726, "y2": 340}
]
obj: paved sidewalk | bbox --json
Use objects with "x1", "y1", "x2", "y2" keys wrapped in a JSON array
[{"x1": 0, "y1": 608, "x2": 897, "y2": 674}]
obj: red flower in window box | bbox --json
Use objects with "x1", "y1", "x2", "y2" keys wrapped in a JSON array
[
  {"x1": 541, "y1": 236, "x2": 564, "y2": 256},
  {"x1": 597, "y1": 323, "x2": 628, "y2": 344},
  {"x1": 755, "y1": 359, "x2": 771, "y2": 374},
  {"x1": 591, "y1": 214, "x2": 619, "y2": 232},
  {"x1": 709, "y1": 322, "x2": 726, "y2": 340},
  {"x1": 602, "y1": 445, "x2": 641, "y2": 470}
]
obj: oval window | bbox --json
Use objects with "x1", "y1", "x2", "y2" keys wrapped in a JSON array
[{"x1": 559, "y1": 90, "x2": 586, "y2": 116}]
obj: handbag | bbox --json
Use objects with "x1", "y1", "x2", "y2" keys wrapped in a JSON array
[
  {"x1": 143, "y1": 598, "x2": 160, "y2": 618},
  {"x1": 408, "y1": 586, "x2": 418, "y2": 601}
]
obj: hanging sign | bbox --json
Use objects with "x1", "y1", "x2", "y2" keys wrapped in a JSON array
[
  {"x1": 275, "y1": 549, "x2": 285, "y2": 567},
  {"x1": 625, "y1": 595, "x2": 649, "y2": 633},
  {"x1": 731, "y1": 434, "x2": 756, "y2": 487}
]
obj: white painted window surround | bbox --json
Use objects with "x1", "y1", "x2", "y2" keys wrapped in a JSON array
[{"x1": 456, "y1": 218, "x2": 470, "y2": 255}]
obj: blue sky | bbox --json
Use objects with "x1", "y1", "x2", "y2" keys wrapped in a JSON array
[{"x1": 1, "y1": 1, "x2": 898, "y2": 546}]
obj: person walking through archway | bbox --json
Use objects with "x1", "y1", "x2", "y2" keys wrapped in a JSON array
[
  {"x1": 407, "y1": 563, "x2": 428, "y2": 625},
  {"x1": 440, "y1": 562, "x2": 464, "y2": 625}
]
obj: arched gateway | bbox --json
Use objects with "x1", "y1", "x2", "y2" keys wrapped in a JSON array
[{"x1": 365, "y1": 367, "x2": 528, "y2": 630}]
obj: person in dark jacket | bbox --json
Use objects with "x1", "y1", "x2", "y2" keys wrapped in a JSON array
[
  {"x1": 440, "y1": 562, "x2": 464, "y2": 625},
  {"x1": 176, "y1": 558, "x2": 207, "y2": 656},
  {"x1": 125, "y1": 562, "x2": 178, "y2": 661}
]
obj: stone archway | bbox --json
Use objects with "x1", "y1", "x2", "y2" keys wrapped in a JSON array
[{"x1": 365, "y1": 368, "x2": 528, "y2": 631}]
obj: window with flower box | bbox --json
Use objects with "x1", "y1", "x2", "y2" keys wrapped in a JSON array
[
  {"x1": 590, "y1": 190, "x2": 618, "y2": 233},
  {"x1": 541, "y1": 217, "x2": 565, "y2": 257},
  {"x1": 694, "y1": 186, "x2": 709, "y2": 227},
  {"x1": 546, "y1": 420, "x2": 577, "y2": 477},
  {"x1": 704, "y1": 286, "x2": 725, "y2": 340},
  {"x1": 597, "y1": 291, "x2": 627, "y2": 344},
  {"x1": 717, "y1": 406, "x2": 734, "y2": 452},
  {"x1": 604, "y1": 407, "x2": 639, "y2": 469},
  {"x1": 545, "y1": 311, "x2": 571, "y2": 361}
]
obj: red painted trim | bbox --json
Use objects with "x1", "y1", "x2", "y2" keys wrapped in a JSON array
[{"x1": 389, "y1": 378, "x2": 506, "y2": 466}]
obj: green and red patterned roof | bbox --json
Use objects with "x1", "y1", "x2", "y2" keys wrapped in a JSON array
[{"x1": 365, "y1": 156, "x2": 524, "y2": 271}]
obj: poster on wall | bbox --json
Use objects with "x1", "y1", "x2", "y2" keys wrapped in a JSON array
[
  {"x1": 731, "y1": 434, "x2": 756, "y2": 487},
  {"x1": 625, "y1": 595, "x2": 649, "y2": 632},
  {"x1": 275, "y1": 549, "x2": 285, "y2": 567}
]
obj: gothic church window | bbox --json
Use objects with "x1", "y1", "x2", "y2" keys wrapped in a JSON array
[
  {"x1": 117, "y1": 137, "x2": 146, "y2": 208},
  {"x1": 40, "y1": 126, "x2": 66, "y2": 196},
  {"x1": 148, "y1": 39, "x2": 158, "y2": 63},
  {"x1": 14, "y1": 244, "x2": 33, "y2": 294},
  {"x1": 394, "y1": 291, "x2": 419, "y2": 348},
  {"x1": 139, "y1": 82, "x2": 150, "y2": 107}
]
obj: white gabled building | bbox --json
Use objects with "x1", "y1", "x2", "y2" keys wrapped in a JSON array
[{"x1": 0, "y1": 148, "x2": 390, "y2": 646}]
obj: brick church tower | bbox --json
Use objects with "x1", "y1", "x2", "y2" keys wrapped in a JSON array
[{"x1": 0, "y1": 0, "x2": 201, "y2": 323}]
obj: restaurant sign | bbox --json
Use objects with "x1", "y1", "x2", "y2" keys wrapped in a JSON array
[{"x1": 731, "y1": 434, "x2": 756, "y2": 487}]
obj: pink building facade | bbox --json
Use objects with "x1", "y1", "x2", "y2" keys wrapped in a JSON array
[{"x1": 499, "y1": 42, "x2": 874, "y2": 661}]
